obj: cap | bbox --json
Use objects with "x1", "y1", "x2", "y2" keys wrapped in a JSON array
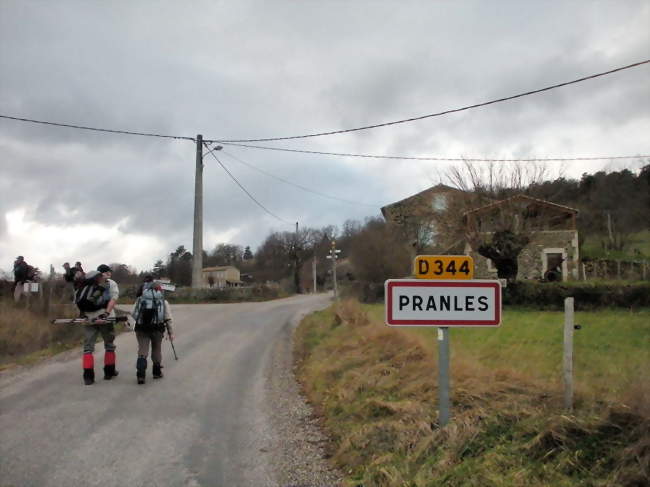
[
  {"x1": 16, "y1": 256, "x2": 24, "y2": 260},
  {"x1": 97, "y1": 264, "x2": 112, "y2": 274}
]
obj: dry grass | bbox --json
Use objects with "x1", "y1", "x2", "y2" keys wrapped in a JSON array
[
  {"x1": 295, "y1": 300, "x2": 650, "y2": 486},
  {"x1": 0, "y1": 299, "x2": 81, "y2": 367}
]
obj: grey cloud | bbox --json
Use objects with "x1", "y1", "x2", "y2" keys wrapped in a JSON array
[{"x1": 1, "y1": 0, "x2": 648, "y2": 269}]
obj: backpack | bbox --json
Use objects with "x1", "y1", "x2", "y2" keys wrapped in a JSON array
[
  {"x1": 64, "y1": 268, "x2": 75, "y2": 283},
  {"x1": 75, "y1": 280, "x2": 107, "y2": 312},
  {"x1": 134, "y1": 284, "x2": 165, "y2": 331}
]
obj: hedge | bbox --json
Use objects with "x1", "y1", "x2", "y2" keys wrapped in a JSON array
[
  {"x1": 344, "y1": 280, "x2": 650, "y2": 309},
  {"x1": 503, "y1": 281, "x2": 650, "y2": 309}
]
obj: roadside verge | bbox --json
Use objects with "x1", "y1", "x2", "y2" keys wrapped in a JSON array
[{"x1": 294, "y1": 299, "x2": 649, "y2": 486}]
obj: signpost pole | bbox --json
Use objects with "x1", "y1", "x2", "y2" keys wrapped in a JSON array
[
  {"x1": 563, "y1": 297, "x2": 574, "y2": 411},
  {"x1": 438, "y1": 326, "x2": 451, "y2": 426}
]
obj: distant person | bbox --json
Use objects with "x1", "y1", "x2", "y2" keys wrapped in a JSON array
[
  {"x1": 62, "y1": 262, "x2": 76, "y2": 302},
  {"x1": 72, "y1": 261, "x2": 85, "y2": 289},
  {"x1": 76, "y1": 270, "x2": 119, "y2": 385},
  {"x1": 13, "y1": 256, "x2": 33, "y2": 302},
  {"x1": 132, "y1": 276, "x2": 175, "y2": 385}
]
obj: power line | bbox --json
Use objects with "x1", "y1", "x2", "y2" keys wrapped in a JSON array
[
  {"x1": 207, "y1": 59, "x2": 650, "y2": 143},
  {"x1": 203, "y1": 143, "x2": 293, "y2": 224},
  {"x1": 220, "y1": 141, "x2": 649, "y2": 162},
  {"x1": 0, "y1": 114, "x2": 195, "y2": 141},
  {"x1": 221, "y1": 149, "x2": 380, "y2": 208}
]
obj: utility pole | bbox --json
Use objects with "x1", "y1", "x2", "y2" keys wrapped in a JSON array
[
  {"x1": 293, "y1": 221, "x2": 301, "y2": 294},
  {"x1": 312, "y1": 256, "x2": 317, "y2": 293},
  {"x1": 326, "y1": 239, "x2": 340, "y2": 299},
  {"x1": 191, "y1": 134, "x2": 204, "y2": 289}
]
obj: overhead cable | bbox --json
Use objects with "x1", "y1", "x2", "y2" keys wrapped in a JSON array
[
  {"x1": 220, "y1": 141, "x2": 649, "y2": 162},
  {"x1": 207, "y1": 59, "x2": 650, "y2": 143},
  {"x1": 0, "y1": 114, "x2": 195, "y2": 141},
  {"x1": 203, "y1": 143, "x2": 293, "y2": 225},
  {"x1": 221, "y1": 149, "x2": 380, "y2": 208}
]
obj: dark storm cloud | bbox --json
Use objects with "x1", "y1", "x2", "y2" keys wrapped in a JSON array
[{"x1": 0, "y1": 0, "x2": 648, "y2": 269}]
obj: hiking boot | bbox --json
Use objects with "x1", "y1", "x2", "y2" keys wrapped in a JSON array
[
  {"x1": 103, "y1": 365, "x2": 119, "y2": 380},
  {"x1": 136, "y1": 356, "x2": 147, "y2": 385},
  {"x1": 153, "y1": 363, "x2": 163, "y2": 379},
  {"x1": 83, "y1": 368, "x2": 95, "y2": 386}
]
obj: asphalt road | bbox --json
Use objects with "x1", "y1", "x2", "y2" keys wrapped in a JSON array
[{"x1": 0, "y1": 294, "x2": 333, "y2": 487}]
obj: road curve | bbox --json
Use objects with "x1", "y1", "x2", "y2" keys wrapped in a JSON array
[{"x1": 0, "y1": 294, "x2": 333, "y2": 487}]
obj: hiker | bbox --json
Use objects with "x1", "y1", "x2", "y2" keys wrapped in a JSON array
[
  {"x1": 62, "y1": 262, "x2": 76, "y2": 302},
  {"x1": 132, "y1": 276, "x2": 175, "y2": 385},
  {"x1": 76, "y1": 270, "x2": 119, "y2": 385},
  {"x1": 72, "y1": 261, "x2": 85, "y2": 289},
  {"x1": 13, "y1": 256, "x2": 33, "y2": 303},
  {"x1": 97, "y1": 264, "x2": 118, "y2": 306}
]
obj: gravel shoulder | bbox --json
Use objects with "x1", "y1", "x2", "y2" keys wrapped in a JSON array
[{"x1": 264, "y1": 307, "x2": 343, "y2": 487}]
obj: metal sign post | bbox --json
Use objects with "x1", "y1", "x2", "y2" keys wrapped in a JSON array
[{"x1": 437, "y1": 327, "x2": 451, "y2": 426}]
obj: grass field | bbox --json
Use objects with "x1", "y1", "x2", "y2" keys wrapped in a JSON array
[
  {"x1": 365, "y1": 305, "x2": 650, "y2": 404},
  {"x1": 295, "y1": 301, "x2": 650, "y2": 486}
]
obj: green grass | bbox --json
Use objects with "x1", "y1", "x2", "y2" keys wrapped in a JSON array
[{"x1": 366, "y1": 305, "x2": 650, "y2": 402}]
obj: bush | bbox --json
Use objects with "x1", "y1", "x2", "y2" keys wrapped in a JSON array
[
  {"x1": 504, "y1": 281, "x2": 650, "y2": 309},
  {"x1": 343, "y1": 281, "x2": 385, "y2": 304}
]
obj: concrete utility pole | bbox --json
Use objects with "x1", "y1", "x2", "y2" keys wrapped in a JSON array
[
  {"x1": 312, "y1": 256, "x2": 317, "y2": 293},
  {"x1": 191, "y1": 134, "x2": 204, "y2": 289},
  {"x1": 326, "y1": 239, "x2": 340, "y2": 299}
]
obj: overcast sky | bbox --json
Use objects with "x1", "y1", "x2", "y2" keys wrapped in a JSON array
[{"x1": 1, "y1": 0, "x2": 648, "y2": 274}]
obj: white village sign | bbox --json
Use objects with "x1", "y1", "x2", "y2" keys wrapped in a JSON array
[{"x1": 385, "y1": 280, "x2": 501, "y2": 326}]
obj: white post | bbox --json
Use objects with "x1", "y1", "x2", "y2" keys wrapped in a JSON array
[{"x1": 563, "y1": 297, "x2": 574, "y2": 411}]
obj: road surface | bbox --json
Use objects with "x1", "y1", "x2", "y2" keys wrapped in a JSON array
[{"x1": 0, "y1": 294, "x2": 335, "y2": 487}]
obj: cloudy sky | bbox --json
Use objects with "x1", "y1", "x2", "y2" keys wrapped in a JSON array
[{"x1": 1, "y1": 0, "x2": 648, "y2": 274}]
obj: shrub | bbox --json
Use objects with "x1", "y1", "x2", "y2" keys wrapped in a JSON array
[{"x1": 504, "y1": 281, "x2": 650, "y2": 309}]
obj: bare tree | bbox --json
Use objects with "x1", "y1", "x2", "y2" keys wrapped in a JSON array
[{"x1": 444, "y1": 161, "x2": 553, "y2": 281}]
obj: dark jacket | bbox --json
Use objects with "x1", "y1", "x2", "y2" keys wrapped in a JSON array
[{"x1": 13, "y1": 261, "x2": 29, "y2": 282}]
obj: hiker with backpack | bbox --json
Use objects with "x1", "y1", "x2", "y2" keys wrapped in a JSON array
[
  {"x1": 76, "y1": 270, "x2": 120, "y2": 385},
  {"x1": 13, "y1": 256, "x2": 35, "y2": 303},
  {"x1": 132, "y1": 276, "x2": 175, "y2": 385}
]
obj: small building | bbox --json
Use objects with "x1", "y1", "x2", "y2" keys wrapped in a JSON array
[
  {"x1": 464, "y1": 195, "x2": 579, "y2": 281},
  {"x1": 201, "y1": 266, "x2": 242, "y2": 288}
]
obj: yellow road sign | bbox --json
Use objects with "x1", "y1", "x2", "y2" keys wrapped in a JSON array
[{"x1": 414, "y1": 255, "x2": 474, "y2": 279}]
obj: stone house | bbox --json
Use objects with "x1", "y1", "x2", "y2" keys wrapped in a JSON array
[
  {"x1": 201, "y1": 266, "x2": 243, "y2": 288},
  {"x1": 382, "y1": 186, "x2": 580, "y2": 281},
  {"x1": 463, "y1": 195, "x2": 579, "y2": 281},
  {"x1": 381, "y1": 184, "x2": 484, "y2": 252}
]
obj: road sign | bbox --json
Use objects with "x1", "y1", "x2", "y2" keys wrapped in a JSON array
[
  {"x1": 385, "y1": 279, "x2": 501, "y2": 326},
  {"x1": 414, "y1": 255, "x2": 474, "y2": 280}
]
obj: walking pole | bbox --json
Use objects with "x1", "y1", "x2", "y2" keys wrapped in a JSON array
[{"x1": 165, "y1": 320, "x2": 178, "y2": 360}]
